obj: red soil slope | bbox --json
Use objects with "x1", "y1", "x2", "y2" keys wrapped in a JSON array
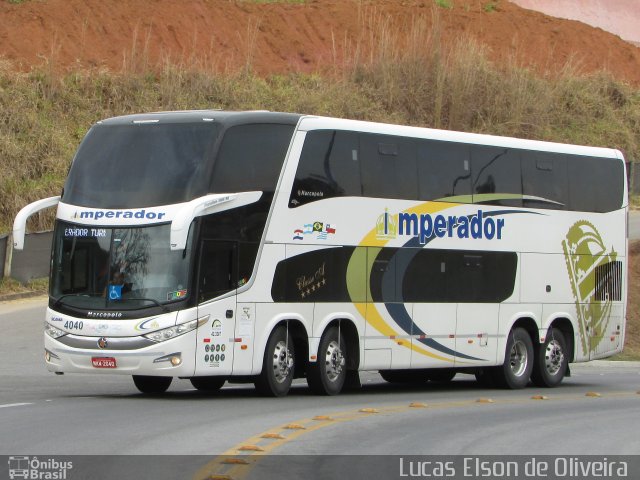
[{"x1": 1, "y1": 0, "x2": 639, "y2": 84}]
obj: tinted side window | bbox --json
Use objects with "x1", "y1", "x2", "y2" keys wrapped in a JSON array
[
  {"x1": 417, "y1": 140, "x2": 471, "y2": 201},
  {"x1": 198, "y1": 240, "x2": 237, "y2": 302},
  {"x1": 271, "y1": 247, "x2": 356, "y2": 302},
  {"x1": 521, "y1": 151, "x2": 568, "y2": 210},
  {"x1": 360, "y1": 134, "x2": 417, "y2": 200},
  {"x1": 402, "y1": 249, "x2": 517, "y2": 303},
  {"x1": 211, "y1": 124, "x2": 294, "y2": 194},
  {"x1": 471, "y1": 146, "x2": 522, "y2": 207},
  {"x1": 290, "y1": 130, "x2": 361, "y2": 207},
  {"x1": 199, "y1": 199, "x2": 272, "y2": 286},
  {"x1": 568, "y1": 155, "x2": 624, "y2": 212}
]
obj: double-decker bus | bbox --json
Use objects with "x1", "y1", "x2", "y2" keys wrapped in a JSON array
[{"x1": 13, "y1": 111, "x2": 627, "y2": 396}]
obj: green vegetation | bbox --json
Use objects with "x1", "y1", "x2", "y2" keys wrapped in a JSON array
[
  {"x1": 1, "y1": 34, "x2": 639, "y2": 234},
  {"x1": 483, "y1": 2, "x2": 498, "y2": 12},
  {"x1": 0, "y1": 277, "x2": 47, "y2": 297},
  {"x1": 435, "y1": 0, "x2": 453, "y2": 9}
]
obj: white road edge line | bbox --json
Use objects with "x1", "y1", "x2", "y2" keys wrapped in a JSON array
[{"x1": 0, "y1": 403, "x2": 34, "y2": 409}]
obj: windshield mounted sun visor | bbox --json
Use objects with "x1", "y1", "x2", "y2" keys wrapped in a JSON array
[
  {"x1": 170, "y1": 192, "x2": 263, "y2": 250},
  {"x1": 13, "y1": 196, "x2": 61, "y2": 250}
]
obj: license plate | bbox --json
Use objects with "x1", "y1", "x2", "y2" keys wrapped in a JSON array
[{"x1": 92, "y1": 357, "x2": 117, "y2": 368}]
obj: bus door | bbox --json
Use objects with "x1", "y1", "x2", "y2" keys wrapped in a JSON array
[
  {"x1": 194, "y1": 240, "x2": 238, "y2": 376},
  {"x1": 364, "y1": 247, "x2": 412, "y2": 370}
]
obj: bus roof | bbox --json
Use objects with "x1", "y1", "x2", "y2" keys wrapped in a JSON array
[
  {"x1": 95, "y1": 110, "x2": 622, "y2": 160},
  {"x1": 297, "y1": 115, "x2": 623, "y2": 160},
  {"x1": 97, "y1": 110, "x2": 302, "y2": 127}
]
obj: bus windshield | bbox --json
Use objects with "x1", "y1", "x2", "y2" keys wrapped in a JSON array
[
  {"x1": 62, "y1": 122, "x2": 218, "y2": 208},
  {"x1": 50, "y1": 222, "x2": 194, "y2": 311}
]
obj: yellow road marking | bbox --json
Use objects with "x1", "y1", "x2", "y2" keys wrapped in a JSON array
[{"x1": 192, "y1": 390, "x2": 638, "y2": 480}]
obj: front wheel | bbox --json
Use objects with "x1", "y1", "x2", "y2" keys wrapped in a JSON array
[
  {"x1": 254, "y1": 326, "x2": 295, "y2": 397},
  {"x1": 132, "y1": 375, "x2": 172, "y2": 394},
  {"x1": 493, "y1": 327, "x2": 533, "y2": 389},
  {"x1": 190, "y1": 376, "x2": 226, "y2": 392},
  {"x1": 531, "y1": 328, "x2": 568, "y2": 388},
  {"x1": 307, "y1": 326, "x2": 347, "y2": 395}
]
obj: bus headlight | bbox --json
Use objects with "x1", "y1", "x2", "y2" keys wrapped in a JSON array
[
  {"x1": 45, "y1": 322, "x2": 67, "y2": 339},
  {"x1": 144, "y1": 317, "x2": 206, "y2": 343}
]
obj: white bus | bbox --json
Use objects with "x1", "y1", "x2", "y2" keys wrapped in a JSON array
[{"x1": 14, "y1": 111, "x2": 628, "y2": 396}]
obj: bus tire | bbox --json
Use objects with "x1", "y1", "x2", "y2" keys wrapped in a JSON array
[
  {"x1": 493, "y1": 327, "x2": 533, "y2": 389},
  {"x1": 531, "y1": 328, "x2": 568, "y2": 388},
  {"x1": 132, "y1": 375, "x2": 172, "y2": 394},
  {"x1": 254, "y1": 326, "x2": 294, "y2": 397},
  {"x1": 307, "y1": 326, "x2": 347, "y2": 395},
  {"x1": 190, "y1": 376, "x2": 226, "y2": 392}
]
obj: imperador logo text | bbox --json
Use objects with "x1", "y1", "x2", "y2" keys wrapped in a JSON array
[{"x1": 377, "y1": 209, "x2": 505, "y2": 244}]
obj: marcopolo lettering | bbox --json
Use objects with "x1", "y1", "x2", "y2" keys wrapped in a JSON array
[
  {"x1": 399, "y1": 210, "x2": 504, "y2": 244},
  {"x1": 79, "y1": 209, "x2": 166, "y2": 221}
]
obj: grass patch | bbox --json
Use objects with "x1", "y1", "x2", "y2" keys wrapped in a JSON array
[
  {"x1": 1, "y1": 33, "x2": 639, "y2": 233},
  {"x1": 483, "y1": 2, "x2": 497, "y2": 12},
  {"x1": 435, "y1": 0, "x2": 453, "y2": 9},
  {"x1": 0, "y1": 277, "x2": 48, "y2": 298}
]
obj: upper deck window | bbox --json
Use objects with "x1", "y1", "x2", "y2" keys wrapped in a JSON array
[
  {"x1": 63, "y1": 123, "x2": 219, "y2": 208},
  {"x1": 210, "y1": 123, "x2": 295, "y2": 194}
]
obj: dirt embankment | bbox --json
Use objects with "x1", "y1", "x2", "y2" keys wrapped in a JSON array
[{"x1": 1, "y1": 0, "x2": 639, "y2": 84}]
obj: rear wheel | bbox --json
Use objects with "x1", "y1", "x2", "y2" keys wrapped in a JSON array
[
  {"x1": 493, "y1": 327, "x2": 533, "y2": 389},
  {"x1": 531, "y1": 328, "x2": 568, "y2": 388},
  {"x1": 254, "y1": 326, "x2": 294, "y2": 397},
  {"x1": 190, "y1": 376, "x2": 226, "y2": 392},
  {"x1": 308, "y1": 326, "x2": 347, "y2": 395},
  {"x1": 132, "y1": 375, "x2": 172, "y2": 394}
]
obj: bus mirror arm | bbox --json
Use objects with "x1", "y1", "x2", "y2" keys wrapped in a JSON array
[
  {"x1": 170, "y1": 191, "x2": 263, "y2": 251},
  {"x1": 13, "y1": 196, "x2": 61, "y2": 250}
]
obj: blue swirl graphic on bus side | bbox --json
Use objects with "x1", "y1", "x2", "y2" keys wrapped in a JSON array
[{"x1": 377, "y1": 209, "x2": 542, "y2": 361}]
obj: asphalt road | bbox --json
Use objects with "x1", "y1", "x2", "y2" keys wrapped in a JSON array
[{"x1": 1, "y1": 298, "x2": 639, "y2": 480}]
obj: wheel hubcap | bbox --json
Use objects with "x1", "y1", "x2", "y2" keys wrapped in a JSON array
[
  {"x1": 323, "y1": 340, "x2": 345, "y2": 382},
  {"x1": 544, "y1": 339, "x2": 564, "y2": 376},
  {"x1": 272, "y1": 340, "x2": 293, "y2": 383},
  {"x1": 509, "y1": 339, "x2": 528, "y2": 377}
]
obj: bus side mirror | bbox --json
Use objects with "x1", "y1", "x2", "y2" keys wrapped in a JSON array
[
  {"x1": 13, "y1": 196, "x2": 61, "y2": 250},
  {"x1": 170, "y1": 191, "x2": 262, "y2": 251}
]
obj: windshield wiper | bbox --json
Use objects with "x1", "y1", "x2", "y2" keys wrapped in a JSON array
[
  {"x1": 53, "y1": 293, "x2": 100, "y2": 308},
  {"x1": 53, "y1": 294, "x2": 169, "y2": 313}
]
